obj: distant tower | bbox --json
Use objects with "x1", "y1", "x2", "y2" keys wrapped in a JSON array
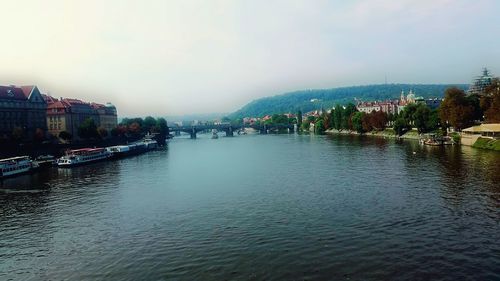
[{"x1": 400, "y1": 90, "x2": 406, "y2": 104}]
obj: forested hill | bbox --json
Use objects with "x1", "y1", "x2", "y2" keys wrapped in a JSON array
[{"x1": 231, "y1": 84, "x2": 468, "y2": 118}]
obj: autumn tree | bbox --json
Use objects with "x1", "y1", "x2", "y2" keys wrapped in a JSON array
[
  {"x1": 439, "y1": 87, "x2": 475, "y2": 131},
  {"x1": 481, "y1": 78, "x2": 500, "y2": 123}
]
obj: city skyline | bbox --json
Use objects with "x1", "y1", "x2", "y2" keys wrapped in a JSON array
[{"x1": 1, "y1": 0, "x2": 499, "y2": 116}]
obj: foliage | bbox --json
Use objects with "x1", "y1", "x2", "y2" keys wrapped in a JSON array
[
  {"x1": 97, "y1": 127, "x2": 109, "y2": 139},
  {"x1": 230, "y1": 84, "x2": 468, "y2": 118},
  {"x1": 143, "y1": 116, "x2": 157, "y2": 132},
  {"x1": 128, "y1": 122, "x2": 142, "y2": 135},
  {"x1": 34, "y1": 128, "x2": 45, "y2": 142},
  {"x1": 472, "y1": 137, "x2": 500, "y2": 151},
  {"x1": 297, "y1": 110, "x2": 303, "y2": 129},
  {"x1": 439, "y1": 87, "x2": 475, "y2": 131},
  {"x1": 315, "y1": 119, "x2": 325, "y2": 134},
  {"x1": 58, "y1": 131, "x2": 72, "y2": 141},
  {"x1": 78, "y1": 118, "x2": 99, "y2": 139},
  {"x1": 11, "y1": 127, "x2": 24, "y2": 141},
  {"x1": 480, "y1": 78, "x2": 500, "y2": 123},
  {"x1": 393, "y1": 117, "x2": 409, "y2": 136},
  {"x1": 351, "y1": 112, "x2": 365, "y2": 133}
]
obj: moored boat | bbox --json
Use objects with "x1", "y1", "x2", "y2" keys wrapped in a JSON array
[
  {"x1": 56, "y1": 148, "x2": 111, "y2": 167},
  {"x1": 34, "y1": 155, "x2": 56, "y2": 168},
  {"x1": 0, "y1": 156, "x2": 37, "y2": 179}
]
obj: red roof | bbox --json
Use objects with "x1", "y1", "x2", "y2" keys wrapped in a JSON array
[
  {"x1": 90, "y1": 102, "x2": 105, "y2": 109},
  {"x1": 20, "y1": 85, "x2": 35, "y2": 98},
  {"x1": 0, "y1": 85, "x2": 28, "y2": 100}
]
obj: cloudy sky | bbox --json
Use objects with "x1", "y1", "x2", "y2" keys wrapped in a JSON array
[{"x1": 1, "y1": 0, "x2": 498, "y2": 116}]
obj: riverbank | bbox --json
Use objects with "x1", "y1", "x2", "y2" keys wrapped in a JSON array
[
  {"x1": 472, "y1": 137, "x2": 500, "y2": 151},
  {"x1": 0, "y1": 133, "x2": 167, "y2": 159},
  {"x1": 324, "y1": 128, "x2": 421, "y2": 140}
]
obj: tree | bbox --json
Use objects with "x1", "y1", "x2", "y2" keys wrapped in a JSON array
[
  {"x1": 11, "y1": 127, "x2": 24, "y2": 141},
  {"x1": 143, "y1": 116, "x2": 157, "y2": 133},
  {"x1": 97, "y1": 127, "x2": 109, "y2": 139},
  {"x1": 271, "y1": 114, "x2": 289, "y2": 124},
  {"x1": 128, "y1": 122, "x2": 142, "y2": 135},
  {"x1": 481, "y1": 78, "x2": 500, "y2": 123},
  {"x1": 368, "y1": 110, "x2": 388, "y2": 131},
  {"x1": 393, "y1": 117, "x2": 408, "y2": 136},
  {"x1": 439, "y1": 87, "x2": 474, "y2": 131},
  {"x1": 351, "y1": 112, "x2": 365, "y2": 133},
  {"x1": 297, "y1": 110, "x2": 303, "y2": 129},
  {"x1": 342, "y1": 103, "x2": 357, "y2": 130},
  {"x1": 78, "y1": 118, "x2": 99, "y2": 139},
  {"x1": 156, "y1": 118, "x2": 169, "y2": 135},
  {"x1": 413, "y1": 104, "x2": 431, "y2": 133},
  {"x1": 34, "y1": 128, "x2": 45, "y2": 143},
  {"x1": 59, "y1": 131, "x2": 72, "y2": 141},
  {"x1": 334, "y1": 104, "x2": 342, "y2": 130},
  {"x1": 322, "y1": 112, "x2": 331, "y2": 130},
  {"x1": 315, "y1": 119, "x2": 325, "y2": 134}
]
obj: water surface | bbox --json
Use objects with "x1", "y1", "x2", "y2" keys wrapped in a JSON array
[{"x1": 1, "y1": 134, "x2": 499, "y2": 280}]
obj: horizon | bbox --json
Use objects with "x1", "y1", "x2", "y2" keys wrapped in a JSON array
[{"x1": 1, "y1": 1, "x2": 499, "y2": 116}]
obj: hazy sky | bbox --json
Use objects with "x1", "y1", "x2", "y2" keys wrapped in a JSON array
[{"x1": 1, "y1": 0, "x2": 499, "y2": 116}]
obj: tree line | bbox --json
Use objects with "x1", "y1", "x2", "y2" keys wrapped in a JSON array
[{"x1": 296, "y1": 80, "x2": 499, "y2": 136}]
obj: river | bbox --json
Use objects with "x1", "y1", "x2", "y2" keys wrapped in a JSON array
[{"x1": 0, "y1": 134, "x2": 499, "y2": 280}]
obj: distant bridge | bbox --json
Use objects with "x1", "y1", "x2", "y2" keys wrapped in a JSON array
[{"x1": 170, "y1": 124, "x2": 295, "y2": 139}]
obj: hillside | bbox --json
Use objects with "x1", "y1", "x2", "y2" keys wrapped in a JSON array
[{"x1": 231, "y1": 84, "x2": 468, "y2": 118}]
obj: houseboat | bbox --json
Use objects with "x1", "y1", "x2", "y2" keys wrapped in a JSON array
[
  {"x1": 107, "y1": 137, "x2": 159, "y2": 159},
  {"x1": 56, "y1": 148, "x2": 111, "y2": 167},
  {"x1": 0, "y1": 156, "x2": 38, "y2": 179},
  {"x1": 34, "y1": 155, "x2": 56, "y2": 168},
  {"x1": 107, "y1": 142, "x2": 148, "y2": 159}
]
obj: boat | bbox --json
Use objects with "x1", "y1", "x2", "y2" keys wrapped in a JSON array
[
  {"x1": 34, "y1": 155, "x2": 56, "y2": 168},
  {"x1": 0, "y1": 156, "x2": 38, "y2": 179},
  {"x1": 211, "y1": 129, "x2": 219, "y2": 139},
  {"x1": 107, "y1": 142, "x2": 148, "y2": 159},
  {"x1": 56, "y1": 148, "x2": 111, "y2": 167},
  {"x1": 106, "y1": 137, "x2": 159, "y2": 159}
]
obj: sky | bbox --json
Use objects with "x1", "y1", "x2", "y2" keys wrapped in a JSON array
[{"x1": 1, "y1": 0, "x2": 499, "y2": 117}]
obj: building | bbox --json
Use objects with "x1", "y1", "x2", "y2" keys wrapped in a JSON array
[
  {"x1": 468, "y1": 68, "x2": 493, "y2": 95},
  {"x1": 45, "y1": 97, "x2": 99, "y2": 139},
  {"x1": 461, "y1": 123, "x2": 500, "y2": 146},
  {"x1": 0, "y1": 85, "x2": 47, "y2": 139},
  {"x1": 91, "y1": 102, "x2": 118, "y2": 131}
]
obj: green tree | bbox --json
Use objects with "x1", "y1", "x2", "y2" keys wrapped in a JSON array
[
  {"x1": 315, "y1": 119, "x2": 325, "y2": 134},
  {"x1": 413, "y1": 104, "x2": 431, "y2": 133},
  {"x1": 78, "y1": 118, "x2": 99, "y2": 139},
  {"x1": 297, "y1": 110, "x2": 303, "y2": 129},
  {"x1": 351, "y1": 112, "x2": 365, "y2": 133},
  {"x1": 334, "y1": 104, "x2": 343, "y2": 130},
  {"x1": 393, "y1": 117, "x2": 408, "y2": 136},
  {"x1": 97, "y1": 127, "x2": 109, "y2": 139},
  {"x1": 11, "y1": 127, "x2": 24, "y2": 141},
  {"x1": 59, "y1": 131, "x2": 72, "y2": 141},
  {"x1": 143, "y1": 116, "x2": 157, "y2": 132},
  {"x1": 342, "y1": 103, "x2": 357, "y2": 130}
]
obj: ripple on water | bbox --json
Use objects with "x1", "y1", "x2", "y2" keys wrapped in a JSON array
[{"x1": 0, "y1": 136, "x2": 499, "y2": 281}]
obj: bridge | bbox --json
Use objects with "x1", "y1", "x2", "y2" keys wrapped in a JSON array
[{"x1": 170, "y1": 124, "x2": 295, "y2": 139}]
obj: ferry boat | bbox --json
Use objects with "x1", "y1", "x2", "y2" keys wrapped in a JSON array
[
  {"x1": 56, "y1": 148, "x2": 111, "y2": 167},
  {"x1": 107, "y1": 138, "x2": 158, "y2": 158},
  {"x1": 0, "y1": 156, "x2": 37, "y2": 179},
  {"x1": 34, "y1": 155, "x2": 56, "y2": 168},
  {"x1": 107, "y1": 142, "x2": 148, "y2": 159}
]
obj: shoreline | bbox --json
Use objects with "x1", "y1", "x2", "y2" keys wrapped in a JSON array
[{"x1": 324, "y1": 128, "x2": 421, "y2": 140}]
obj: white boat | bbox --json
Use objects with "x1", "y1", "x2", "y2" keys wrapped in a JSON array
[
  {"x1": 0, "y1": 156, "x2": 37, "y2": 179},
  {"x1": 211, "y1": 129, "x2": 219, "y2": 139},
  {"x1": 57, "y1": 148, "x2": 111, "y2": 167}
]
